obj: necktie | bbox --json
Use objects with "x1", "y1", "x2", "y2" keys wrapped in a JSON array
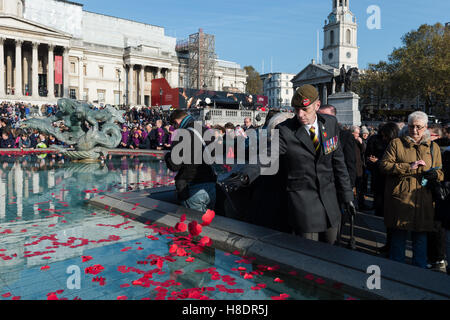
[{"x1": 309, "y1": 126, "x2": 320, "y2": 153}]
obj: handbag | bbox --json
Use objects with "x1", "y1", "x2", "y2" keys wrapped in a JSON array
[{"x1": 428, "y1": 143, "x2": 450, "y2": 202}]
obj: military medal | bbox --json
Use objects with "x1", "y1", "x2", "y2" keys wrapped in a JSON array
[{"x1": 323, "y1": 135, "x2": 339, "y2": 155}]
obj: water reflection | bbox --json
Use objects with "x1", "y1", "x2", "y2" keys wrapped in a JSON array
[
  {"x1": 0, "y1": 155, "x2": 357, "y2": 300},
  {"x1": 0, "y1": 155, "x2": 175, "y2": 223}
]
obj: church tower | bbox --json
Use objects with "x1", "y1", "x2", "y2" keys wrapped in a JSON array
[{"x1": 322, "y1": 0, "x2": 358, "y2": 69}]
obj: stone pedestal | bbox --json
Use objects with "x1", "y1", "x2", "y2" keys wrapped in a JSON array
[{"x1": 327, "y1": 91, "x2": 361, "y2": 126}]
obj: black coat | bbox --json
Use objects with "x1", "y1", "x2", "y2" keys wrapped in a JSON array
[
  {"x1": 365, "y1": 134, "x2": 388, "y2": 195},
  {"x1": 0, "y1": 136, "x2": 15, "y2": 148},
  {"x1": 164, "y1": 117, "x2": 216, "y2": 201},
  {"x1": 339, "y1": 127, "x2": 357, "y2": 187},
  {"x1": 436, "y1": 148, "x2": 450, "y2": 229},
  {"x1": 243, "y1": 114, "x2": 353, "y2": 233}
]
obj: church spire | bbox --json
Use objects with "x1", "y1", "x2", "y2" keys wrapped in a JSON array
[
  {"x1": 333, "y1": 0, "x2": 349, "y2": 11},
  {"x1": 323, "y1": 0, "x2": 358, "y2": 69}
]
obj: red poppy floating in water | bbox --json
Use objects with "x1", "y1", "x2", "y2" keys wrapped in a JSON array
[
  {"x1": 85, "y1": 264, "x2": 105, "y2": 275},
  {"x1": 82, "y1": 256, "x2": 93, "y2": 263}
]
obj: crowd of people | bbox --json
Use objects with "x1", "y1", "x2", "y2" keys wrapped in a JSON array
[
  {"x1": 1, "y1": 97, "x2": 450, "y2": 274},
  {"x1": 0, "y1": 101, "x2": 176, "y2": 152},
  {"x1": 162, "y1": 85, "x2": 450, "y2": 275}
]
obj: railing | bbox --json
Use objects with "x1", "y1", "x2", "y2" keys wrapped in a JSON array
[{"x1": 200, "y1": 109, "x2": 269, "y2": 127}]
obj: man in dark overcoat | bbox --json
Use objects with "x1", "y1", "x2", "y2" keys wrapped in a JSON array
[{"x1": 223, "y1": 85, "x2": 355, "y2": 244}]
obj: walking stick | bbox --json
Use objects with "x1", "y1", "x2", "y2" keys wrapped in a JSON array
[{"x1": 348, "y1": 204, "x2": 357, "y2": 250}]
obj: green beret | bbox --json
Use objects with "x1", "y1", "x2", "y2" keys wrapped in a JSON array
[{"x1": 291, "y1": 84, "x2": 319, "y2": 108}]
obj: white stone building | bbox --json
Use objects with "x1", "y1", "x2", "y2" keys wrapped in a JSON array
[
  {"x1": 260, "y1": 72, "x2": 295, "y2": 108},
  {"x1": 0, "y1": 0, "x2": 246, "y2": 106}
]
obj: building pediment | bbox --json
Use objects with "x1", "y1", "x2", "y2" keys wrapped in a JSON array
[
  {"x1": 0, "y1": 15, "x2": 72, "y2": 39},
  {"x1": 292, "y1": 64, "x2": 338, "y2": 84}
]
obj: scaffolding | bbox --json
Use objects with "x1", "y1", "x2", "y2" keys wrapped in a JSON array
[{"x1": 176, "y1": 29, "x2": 216, "y2": 90}]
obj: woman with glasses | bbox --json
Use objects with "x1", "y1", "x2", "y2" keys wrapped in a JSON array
[{"x1": 380, "y1": 111, "x2": 444, "y2": 268}]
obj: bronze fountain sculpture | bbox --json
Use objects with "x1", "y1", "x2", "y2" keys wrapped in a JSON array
[{"x1": 21, "y1": 98, "x2": 125, "y2": 161}]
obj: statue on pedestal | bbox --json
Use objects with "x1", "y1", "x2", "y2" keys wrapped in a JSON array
[{"x1": 333, "y1": 65, "x2": 359, "y2": 93}]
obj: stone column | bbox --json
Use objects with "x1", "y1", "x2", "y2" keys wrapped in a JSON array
[
  {"x1": 6, "y1": 48, "x2": 13, "y2": 95},
  {"x1": 32, "y1": 42, "x2": 39, "y2": 97},
  {"x1": 48, "y1": 44, "x2": 55, "y2": 99},
  {"x1": 128, "y1": 64, "x2": 134, "y2": 105},
  {"x1": 156, "y1": 67, "x2": 161, "y2": 79},
  {"x1": 0, "y1": 38, "x2": 5, "y2": 97},
  {"x1": 78, "y1": 57, "x2": 84, "y2": 100},
  {"x1": 63, "y1": 47, "x2": 70, "y2": 98},
  {"x1": 166, "y1": 69, "x2": 171, "y2": 84},
  {"x1": 140, "y1": 65, "x2": 145, "y2": 106},
  {"x1": 322, "y1": 83, "x2": 328, "y2": 105},
  {"x1": 15, "y1": 39, "x2": 23, "y2": 97}
]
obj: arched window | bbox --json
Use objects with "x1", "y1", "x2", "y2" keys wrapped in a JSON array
[
  {"x1": 346, "y1": 29, "x2": 351, "y2": 44},
  {"x1": 330, "y1": 30, "x2": 335, "y2": 45}
]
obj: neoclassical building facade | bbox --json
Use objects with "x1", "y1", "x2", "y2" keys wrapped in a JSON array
[{"x1": 0, "y1": 0, "x2": 246, "y2": 106}]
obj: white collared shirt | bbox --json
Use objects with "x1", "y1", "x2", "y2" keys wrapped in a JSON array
[{"x1": 304, "y1": 116, "x2": 321, "y2": 144}]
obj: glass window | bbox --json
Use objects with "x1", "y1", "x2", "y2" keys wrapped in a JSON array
[
  {"x1": 69, "y1": 88, "x2": 77, "y2": 99},
  {"x1": 99, "y1": 66, "x2": 104, "y2": 78},
  {"x1": 98, "y1": 90, "x2": 105, "y2": 102}
]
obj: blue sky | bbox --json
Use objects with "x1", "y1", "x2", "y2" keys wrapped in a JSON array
[{"x1": 82, "y1": 0, "x2": 450, "y2": 74}]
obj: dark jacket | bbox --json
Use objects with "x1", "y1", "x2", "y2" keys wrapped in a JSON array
[
  {"x1": 19, "y1": 137, "x2": 31, "y2": 148},
  {"x1": 243, "y1": 114, "x2": 353, "y2": 233},
  {"x1": 339, "y1": 127, "x2": 357, "y2": 187},
  {"x1": 365, "y1": 134, "x2": 388, "y2": 194},
  {"x1": 149, "y1": 128, "x2": 162, "y2": 149},
  {"x1": 29, "y1": 133, "x2": 39, "y2": 148},
  {"x1": 354, "y1": 139, "x2": 364, "y2": 178},
  {"x1": 164, "y1": 115, "x2": 216, "y2": 201},
  {"x1": 435, "y1": 148, "x2": 450, "y2": 229},
  {"x1": 0, "y1": 136, "x2": 15, "y2": 148}
]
